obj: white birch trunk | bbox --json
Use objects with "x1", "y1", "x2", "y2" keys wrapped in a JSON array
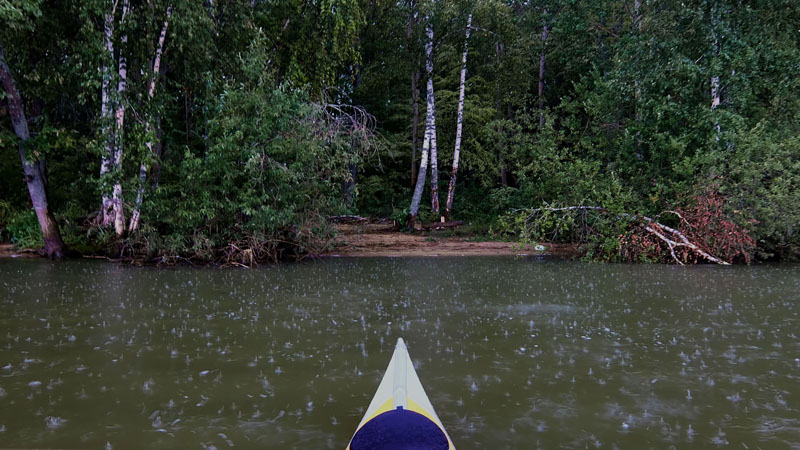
[
  {"x1": 409, "y1": 111, "x2": 431, "y2": 222},
  {"x1": 711, "y1": 75, "x2": 721, "y2": 140},
  {"x1": 409, "y1": 17, "x2": 436, "y2": 224},
  {"x1": 429, "y1": 89, "x2": 438, "y2": 212},
  {"x1": 427, "y1": 18, "x2": 439, "y2": 214},
  {"x1": 129, "y1": 6, "x2": 173, "y2": 232},
  {"x1": 444, "y1": 13, "x2": 471, "y2": 220},
  {"x1": 111, "y1": 0, "x2": 129, "y2": 236},
  {"x1": 99, "y1": 3, "x2": 116, "y2": 226}
]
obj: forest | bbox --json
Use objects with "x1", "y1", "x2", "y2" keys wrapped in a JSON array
[{"x1": 1, "y1": 0, "x2": 798, "y2": 264}]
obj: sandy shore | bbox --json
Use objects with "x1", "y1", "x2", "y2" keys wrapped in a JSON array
[
  {"x1": 326, "y1": 223, "x2": 577, "y2": 258},
  {"x1": 0, "y1": 224, "x2": 578, "y2": 261}
]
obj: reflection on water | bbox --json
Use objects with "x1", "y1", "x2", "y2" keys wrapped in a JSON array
[{"x1": 0, "y1": 258, "x2": 798, "y2": 449}]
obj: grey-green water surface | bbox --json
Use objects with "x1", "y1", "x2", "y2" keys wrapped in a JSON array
[{"x1": 0, "y1": 258, "x2": 798, "y2": 449}]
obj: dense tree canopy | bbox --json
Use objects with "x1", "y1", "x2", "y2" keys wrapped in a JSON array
[{"x1": 1, "y1": 0, "x2": 798, "y2": 262}]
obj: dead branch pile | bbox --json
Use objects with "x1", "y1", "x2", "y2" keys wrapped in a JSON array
[{"x1": 519, "y1": 189, "x2": 755, "y2": 265}]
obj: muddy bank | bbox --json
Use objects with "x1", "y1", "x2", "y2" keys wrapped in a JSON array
[
  {"x1": 0, "y1": 243, "x2": 39, "y2": 259},
  {"x1": 327, "y1": 223, "x2": 578, "y2": 258}
]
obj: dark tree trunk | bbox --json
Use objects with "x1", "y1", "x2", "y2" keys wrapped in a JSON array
[
  {"x1": 342, "y1": 59, "x2": 363, "y2": 208},
  {"x1": 411, "y1": 69, "x2": 420, "y2": 187},
  {"x1": 538, "y1": 11, "x2": 549, "y2": 128},
  {"x1": 495, "y1": 42, "x2": 508, "y2": 188},
  {"x1": 184, "y1": 87, "x2": 192, "y2": 145},
  {"x1": 150, "y1": 119, "x2": 164, "y2": 189},
  {"x1": 407, "y1": 2, "x2": 420, "y2": 188},
  {"x1": 342, "y1": 163, "x2": 358, "y2": 208},
  {"x1": 0, "y1": 43, "x2": 66, "y2": 258}
]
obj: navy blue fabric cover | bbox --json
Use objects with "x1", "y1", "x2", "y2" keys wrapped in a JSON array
[{"x1": 350, "y1": 407, "x2": 449, "y2": 450}]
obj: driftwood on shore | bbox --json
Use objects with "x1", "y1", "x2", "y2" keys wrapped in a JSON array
[
  {"x1": 328, "y1": 215, "x2": 370, "y2": 223},
  {"x1": 328, "y1": 215, "x2": 397, "y2": 226},
  {"x1": 420, "y1": 220, "x2": 464, "y2": 231}
]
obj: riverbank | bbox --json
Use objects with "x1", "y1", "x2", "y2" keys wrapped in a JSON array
[
  {"x1": 326, "y1": 222, "x2": 578, "y2": 258},
  {"x1": 1, "y1": 226, "x2": 577, "y2": 261},
  {"x1": 0, "y1": 243, "x2": 39, "y2": 258}
]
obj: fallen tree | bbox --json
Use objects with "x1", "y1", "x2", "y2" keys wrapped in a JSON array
[{"x1": 512, "y1": 188, "x2": 756, "y2": 264}]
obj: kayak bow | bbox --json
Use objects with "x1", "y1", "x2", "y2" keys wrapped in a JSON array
[{"x1": 346, "y1": 338, "x2": 455, "y2": 450}]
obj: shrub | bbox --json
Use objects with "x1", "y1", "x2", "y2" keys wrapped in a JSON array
[
  {"x1": 6, "y1": 209, "x2": 43, "y2": 249},
  {"x1": 126, "y1": 35, "x2": 374, "y2": 264}
]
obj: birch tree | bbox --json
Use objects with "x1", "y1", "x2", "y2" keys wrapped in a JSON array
[
  {"x1": 427, "y1": 17, "x2": 440, "y2": 214},
  {"x1": 129, "y1": 5, "x2": 173, "y2": 232},
  {"x1": 111, "y1": 0, "x2": 129, "y2": 236},
  {"x1": 99, "y1": 1, "x2": 116, "y2": 228},
  {"x1": 444, "y1": 13, "x2": 472, "y2": 220},
  {"x1": 0, "y1": 42, "x2": 66, "y2": 258},
  {"x1": 408, "y1": 17, "x2": 437, "y2": 226},
  {"x1": 99, "y1": 0, "x2": 129, "y2": 236}
]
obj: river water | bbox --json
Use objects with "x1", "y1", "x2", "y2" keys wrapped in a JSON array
[{"x1": 0, "y1": 258, "x2": 798, "y2": 449}]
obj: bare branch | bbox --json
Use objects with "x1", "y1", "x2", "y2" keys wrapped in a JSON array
[{"x1": 519, "y1": 205, "x2": 732, "y2": 265}]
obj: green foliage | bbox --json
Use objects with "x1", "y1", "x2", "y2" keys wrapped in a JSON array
[
  {"x1": 5, "y1": 209, "x2": 42, "y2": 248},
  {"x1": 1, "y1": 0, "x2": 799, "y2": 262},
  {"x1": 389, "y1": 207, "x2": 410, "y2": 229},
  {"x1": 357, "y1": 172, "x2": 410, "y2": 219},
  {"x1": 0, "y1": 0, "x2": 42, "y2": 30},
  {"x1": 130, "y1": 35, "x2": 362, "y2": 261},
  {"x1": 725, "y1": 123, "x2": 800, "y2": 259},
  {"x1": 0, "y1": 199, "x2": 10, "y2": 242}
]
